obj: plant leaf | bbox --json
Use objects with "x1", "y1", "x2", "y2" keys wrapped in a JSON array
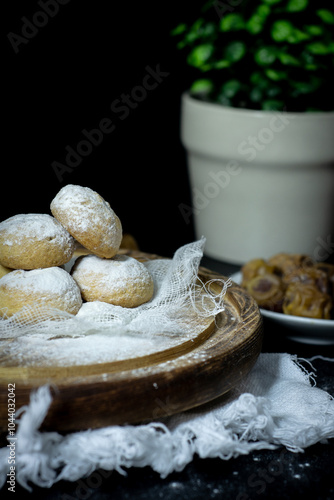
[
  {"x1": 224, "y1": 41, "x2": 246, "y2": 62},
  {"x1": 261, "y1": 0, "x2": 283, "y2": 4},
  {"x1": 266, "y1": 85, "x2": 282, "y2": 97},
  {"x1": 246, "y1": 15, "x2": 265, "y2": 35},
  {"x1": 246, "y1": 5, "x2": 270, "y2": 36},
  {"x1": 262, "y1": 99, "x2": 285, "y2": 110},
  {"x1": 190, "y1": 79, "x2": 214, "y2": 94},
  {"x1": 286, "y1": 0, "x2": 308, "y2": 12},
  {"x1": 221, "y1": 79, "x2": 242, "y2": 98},
  {"x1": 277, "y1": 52, "x2": 300, "y2": 66},
  {"x1": 291, "y1": 76, "x2": 321, "y2": 94},
  {"x1": 213, "y1": 59, "x2": 231, "y2": 69},
  {"x1": 265, "y1": 68, "x2": 287, "y2": 80},
  {"x1": 304, "y1": 25, "x2": 324, "y2": 37},
  {"x1": 254, "y1": 46, "x2": 277, "y2": 66},
  {"x1": 316, "y1": 9, "x2": 334, "y2": 25},
  {"x1": 271, "y1": 20, "x2": 294, "y2": 42},
  {"x1": 249, "y1": 87, "x2": 263, "y2": 102},
  {"x1": 287, "y1": 28, "x2": 310, "y2": 43},
  {"x1": 220, "y1": 13, "x2": 245, "y2": 32},
  {"x1": 170, "y1": 24, "x2": 188, "y2": 36},
  {"x1": 250, "y1": 71, "x2": 271, "y2": 89},
  {"x1": 306, "y1": 42, "x2": 331, "y2": 55},
  {"x1": 187, "y1": 44, "x2": 214, "y2": 68}
]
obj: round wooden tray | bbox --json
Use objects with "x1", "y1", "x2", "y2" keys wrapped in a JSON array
[{"x1": 0, "y1": 252, "x2": 263, "y2": 433}]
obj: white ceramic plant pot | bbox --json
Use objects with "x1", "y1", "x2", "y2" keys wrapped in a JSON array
[{"x1": 181, "y1": 92, "x2": 334, "y2": 265}]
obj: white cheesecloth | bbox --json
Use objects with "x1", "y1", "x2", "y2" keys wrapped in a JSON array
[{"x1": 0, "y1": 239, "x2": 333, "y2": 491}]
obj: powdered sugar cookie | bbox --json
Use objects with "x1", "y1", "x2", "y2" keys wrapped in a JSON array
[
  {"x1": 71, "y1": 254, "x2": 154, "y2": 308},
  {"x1": 0, "y1": 267, "x2": 82, "y2": 318},
  {"x1": 0, "y1": 213, "x2": 75, "y2": 270},
  {"x1": 50, "y1": 184, "x2": 122, "y2": 259}
]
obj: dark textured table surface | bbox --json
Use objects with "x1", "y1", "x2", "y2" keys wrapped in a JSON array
[{"x1": 1, "y1": 256, "x2": 334, "y2": 500}]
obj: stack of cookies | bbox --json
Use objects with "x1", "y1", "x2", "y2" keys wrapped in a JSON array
[{"x1": 0, "y1": 185, "x2": 154, "y2": 318}]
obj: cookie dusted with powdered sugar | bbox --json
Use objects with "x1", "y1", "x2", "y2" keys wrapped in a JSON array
[
  {"x1": 0, "y1": 213, "x2": 75, "y2": 270},
  {"x1": 71, "y1": 254, "x2": 154, "y2": 308},
  {"x1": 0, "y1": 267, "x2": 82, "y2": 318},
  {"x1": 50, "y1": 184, "x2": 122, "y2": 259}
]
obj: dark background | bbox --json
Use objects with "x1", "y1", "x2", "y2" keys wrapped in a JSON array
[
  {"x1": 2, "y1": 6, "x2": 334, "y2": 499},
  {"x1": 3, "y1": 0, "x2": 207, "y2": 258}
]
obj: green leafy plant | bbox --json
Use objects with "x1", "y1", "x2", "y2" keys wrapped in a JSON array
[{"x1": 171, "y1": 0, "x2": 334, "y2": 111}]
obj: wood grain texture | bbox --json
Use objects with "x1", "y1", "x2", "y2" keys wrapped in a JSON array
[{"x1": 0, "y1": 252, "x2": 263, "y2": 433}]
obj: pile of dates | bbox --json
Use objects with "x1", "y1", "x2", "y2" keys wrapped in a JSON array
[{"x1": 241, "y1": 253, "x2": 334, "y2": 320}]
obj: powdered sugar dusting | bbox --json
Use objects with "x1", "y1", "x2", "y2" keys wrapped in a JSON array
[
  {"x1": 50, "y1": 184, "x2": 120, "y2": 237},
  {"x1": 72, "y1": 254, "x2": 153, "y2": 292},
  {"x1": 0, "y1": 268, "x2": 82, "y2": 312},
  {"x1": 0, "y1": 213, "x2": 74, "y2": 249},
  {"x1": 0, "y1": 302, "x2": 213, "y2": 367},
  {"x1": 1, "y1": 267, "x2": 76, "y2": 294},
  {"x1": 0, "y1": 239, "x2": 230, "y2": 368},
  {"x1": 0, "y1": 327, "x2": 198, "y2": 367}
]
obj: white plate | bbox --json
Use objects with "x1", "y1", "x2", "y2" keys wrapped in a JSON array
[{"x1": 230, "y1": 272, "x2": 334, "y2": 345}]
